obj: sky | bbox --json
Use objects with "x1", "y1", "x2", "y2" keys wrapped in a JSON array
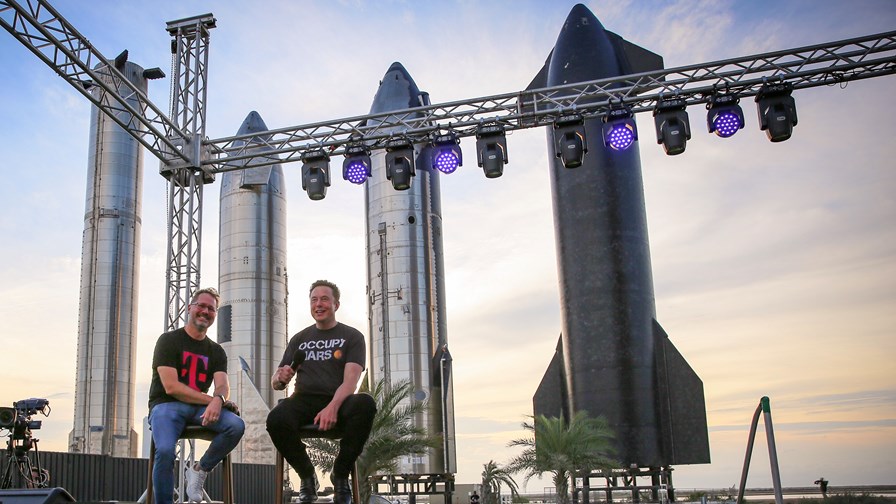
[{"x1": 1, "y1": 0, "x2": 894, "y2": 493}]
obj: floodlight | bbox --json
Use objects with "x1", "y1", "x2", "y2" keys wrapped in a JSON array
[
  {"x1": 653, "y1": 98, "x2": 691, "y2": 155},
  {"x1": 602, "y1": 105, "x2": 638, "y2": 151},
  {"x1": 475, "y1": 122, "x2": 508, "y2": 178},
  {"x1": 385, "y1": 138, "x2": 416, "y2": 191},
  {"x1": 300, "y1": 149, "x2": 330, "y2": 201},
  {"x1": 114, "y1": 50, "x2": 128, "y2": 70},
  {"x1": 142, "y1": 67, "x2": 166, "y2": 80},
  {"x1": 553, "y1": 113, "x2": 587, "y2": 168},
  {"x1": 430, "y1": 132, "x2": 463, "y2": 174},
  {"x1": 342, "y1": 144, "x2": 371, "y2": 184},
  {"x1": 706, "y1": 93, "x2": 745, "y2": 138},
  {"x1": 756, "y1": 82, "x2": 798, "y2": 142}
]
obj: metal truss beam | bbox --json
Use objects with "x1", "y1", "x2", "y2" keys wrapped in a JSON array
[
  {"x1": 161, "y1": 14, "x2": 216, "y2": 330},
  {"x1": 0, "y1": 0, "x2": 190, "y2": 165},
  {"x1": 207, "y1": 29, "x2": 896, "y2": 172}
]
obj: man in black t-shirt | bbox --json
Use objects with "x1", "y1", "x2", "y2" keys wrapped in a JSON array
[
  {"x1": 267, "y1": 280, "x2": 376, "y2": 504},
  {"x1": 148, "y1": 287, "x2": 245, "y2": 504}
]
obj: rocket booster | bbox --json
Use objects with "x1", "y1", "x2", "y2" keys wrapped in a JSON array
[
  {"x1": 217, "y1": 111, "x2": 288, "y2": 463},
  {"x1": 533, "y1": 4, "x2": 709, "y2": 467},
  {"x1": 364, "y1": 62, "x2": 456, "y2": 474},
  {"x1": 70, "y1": 58, "x2": 148, "y2": 457}
]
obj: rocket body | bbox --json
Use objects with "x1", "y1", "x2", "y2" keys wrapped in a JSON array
[
  {"x1": 70, "y1": 61, "x2": 145, "y2": 457},
  {"x1": 534, "y1": 4, "x2": 709, "y2": 466},
  {"x1": 217, "y1": 111, "x2": 288, "y2": 464},
  {"x1": 365, "y1": 63, "x2": 456, "y2": 474}
]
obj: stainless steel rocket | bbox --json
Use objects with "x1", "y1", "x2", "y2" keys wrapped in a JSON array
[
  {"x1": 69, "y1": 57, "x2": 149, "y2": 457},
  {"x1": 532, "y1": 4, "x2": 710, "y2": 467},
  {"x1": 217, "y1": 111, "x2": 288, "y2": 464},
  {"x1": 364, "y1": 62, "x2": 456, "y2": 474}
]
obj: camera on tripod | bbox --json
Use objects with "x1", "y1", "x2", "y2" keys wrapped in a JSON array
[
  {"x1": 0, "y1": 398, "x2": 50, "y2": 444},
  {"x1": 1, "y1": 398, "x2": 50, "y2": 489}
]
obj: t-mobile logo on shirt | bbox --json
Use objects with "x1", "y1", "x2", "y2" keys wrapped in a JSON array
[
  {"x1": 181, "y1": 351, "x2": 210, "y2": 390},
  {"x1": 299, "y1": 339, "x2": 346, "y2": 362}
]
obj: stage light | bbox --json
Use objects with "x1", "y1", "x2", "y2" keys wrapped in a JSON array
[
  {"x1": 342, "y1": 144, "x2": 371, "y2": 185},
  {"x1": 756, "y1": 82, "x2": 798, "y2": 142},
  {"x1": 602, "y1": 105, "x2": 638, "y2": 151},
  {"x1": 553, "y1": 113, "x2": 587, "y2": 168},
  {"x1": 430, "y1": 132, "x2": 463, "y2": 174},
  {"x1": 385, "y1": 137, "x2": 415, "y2": 191},
  {"x1": 475, "y1": 122, "x2": 508, "y2": 179},
  {"x1": 301, "y1": 149, "x2": 331, "y2": 201},
  {"x1": 653, "y1": 97, "x2": 691, "y2": 155},
  {"x1": 706, "y1": 93, "x2": 745, "y2": 138}
]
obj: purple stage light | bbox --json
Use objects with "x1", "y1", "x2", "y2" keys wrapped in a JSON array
[
  {"x1": 606, "y1": 123, "x2": 635, "y2": 150},
  {"x1": 344, "y1": 160, "x2": 369, "y2": 184},
  {"x1": 712, "y1": 111, "x2": 742, "y2": 138},
  {"x1": 434, "y1": 151, "x2": 460, "y2": 174},
  {"x1": 342, "y1": 144, "x2": 371, "y2": 185}
]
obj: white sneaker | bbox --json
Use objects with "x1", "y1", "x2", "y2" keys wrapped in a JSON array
[{"x1": 185, "y1": 462, "x2": 209, "y2": 502}]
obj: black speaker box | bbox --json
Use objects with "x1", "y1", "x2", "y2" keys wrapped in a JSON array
[{"x1": 0, "y1": 487, "x2": 75, "y2": 503}]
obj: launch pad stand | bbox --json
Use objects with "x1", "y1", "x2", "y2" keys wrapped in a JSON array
[
  {"x1": 575, "y1": 466, "x2": 673, "y2": 504},
  {"x1": 370, "y1": 473, "x2": 455, "y2": 504}
]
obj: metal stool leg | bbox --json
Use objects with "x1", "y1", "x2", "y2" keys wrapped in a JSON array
[
  {"x1": 351, "y1": 462, "x2": 361, "y2": 504},
  {"x1": 275, "y1": 451, "x2": 285, "y2": 504},
  {"x1": 145, "y1": 427, "x2": 235, "y2": 504}
]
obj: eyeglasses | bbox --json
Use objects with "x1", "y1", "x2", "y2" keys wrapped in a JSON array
[{"x1": 191, "y1": 302, "x2": 217, "y2": 313}]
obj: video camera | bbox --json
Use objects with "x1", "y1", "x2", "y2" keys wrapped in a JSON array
[{"x1": 0, "y1": 398, "x2": 50, "y2": 437}]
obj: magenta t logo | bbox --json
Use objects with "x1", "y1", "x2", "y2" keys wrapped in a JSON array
[{"x1": 180, "y1": 351, "x2": 210, "y2": 390}]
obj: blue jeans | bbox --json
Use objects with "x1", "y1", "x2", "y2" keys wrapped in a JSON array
[{"x1": 149, "y1": 401, "x2": 245, "y2": 504}]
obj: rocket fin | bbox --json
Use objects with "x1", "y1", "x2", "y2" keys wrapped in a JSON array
[
  {"x1": 524, "y1": 31, "x2": 663, "y2": 93},
  {"x1": 533, "y1": 335, "x2": 569, "y2": 422},
  {"x1": 606, "y1": 31, "x2": 664, "y2": 76},
  {"x1": 234, "y1": 360, "x2": 281, "y2": 464},
  {"x1": 653, "y1": 320, "x2": 711, "y2": 465},
  {"x1": 525, "y1": 48, "x2": 553, "y2": 92},
  {"x1": 432, "y1": 345, "x2": 457, "y2": 472}
]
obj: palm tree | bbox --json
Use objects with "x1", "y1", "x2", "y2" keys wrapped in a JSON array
[
  {"x1": 505, "y1": 412, "x2": 618, "y2": 504},
  {"x1": 305, "y1": 376, "x2": 442, "y2": 504},
  {"x1": 480, "y1": 460, "x2": 519, "y2": 504}
]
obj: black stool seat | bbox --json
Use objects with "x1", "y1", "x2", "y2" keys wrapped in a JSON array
[
  {"x1": 275, "y1": 424, "x2": 361, "y2": 504},
  {"x1": 146, "y1": 425, "x2": 234, "y2": 504}
]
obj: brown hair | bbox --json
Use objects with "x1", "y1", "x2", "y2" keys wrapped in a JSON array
[
  {"x1": 309, "y1": 280, "x2": 340, "y2": 303},
  {"x1": 191, "y1": 287, "x2": 221, "y2": 307}
]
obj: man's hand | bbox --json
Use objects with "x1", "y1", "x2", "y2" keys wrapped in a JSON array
[
  {"x1": 314, "y1": 402, "x2": 340, "y2": 431},
  {"x1": 272, "y1": 365, "x2": 296, "y2": 390},
  {"x1": 201, "y1": 395, "x2": 225, "y2": 426}
]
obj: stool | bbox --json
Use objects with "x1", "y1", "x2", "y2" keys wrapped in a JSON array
[
  {"x1": 275, "y1": 424, "x2": 361, "y2": 504},
  {"x1": 145, "y1": 425, "x2": 234, "y2": 504}
]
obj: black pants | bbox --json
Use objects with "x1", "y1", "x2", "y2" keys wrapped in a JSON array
[{"x1": 266, "y1": 393, "x2": 376, "y2": 479}]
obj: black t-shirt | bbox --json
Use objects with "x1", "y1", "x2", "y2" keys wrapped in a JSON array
[
  {"x1": 279, "y1": 322, "x2": 366, "y2": 397},
  {"x1": 148, "y1": 327, "x2": 228, "y2": 410}
]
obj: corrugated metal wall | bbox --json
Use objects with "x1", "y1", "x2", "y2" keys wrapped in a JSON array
[{"x1": 32, "y1": 451, "x2": 275, "y2": 502}]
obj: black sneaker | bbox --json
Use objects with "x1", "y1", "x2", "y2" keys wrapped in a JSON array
[{"x1": 298, "y1": 474, "x2": 319, "y2": 504}]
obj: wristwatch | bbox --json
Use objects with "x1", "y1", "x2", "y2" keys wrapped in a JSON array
[{"x1": 216, "y1": 394, "x2": 226, "y2": 405}]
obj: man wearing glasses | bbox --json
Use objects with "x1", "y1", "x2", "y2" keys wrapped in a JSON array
[{"x1": 147, "y1": 287, "x2": 245, "y2": 503}]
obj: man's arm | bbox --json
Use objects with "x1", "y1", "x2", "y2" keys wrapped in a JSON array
[
  {"x1": 157, "y1": 366, "x2": 218, "y2": 406},
  {"x1": 211, "y1": 370, "x2": 231, "y2": 402},
  {"x1": 201, "y1": 370, "x2": 230, "y2": 425},
  {"x1": 314, "y1": 362, "x2": 363, "y2": 430}
]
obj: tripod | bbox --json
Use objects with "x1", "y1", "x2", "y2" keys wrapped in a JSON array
[{"x1": 1, "y1": 434, "x2": 48, "y2": 489}]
